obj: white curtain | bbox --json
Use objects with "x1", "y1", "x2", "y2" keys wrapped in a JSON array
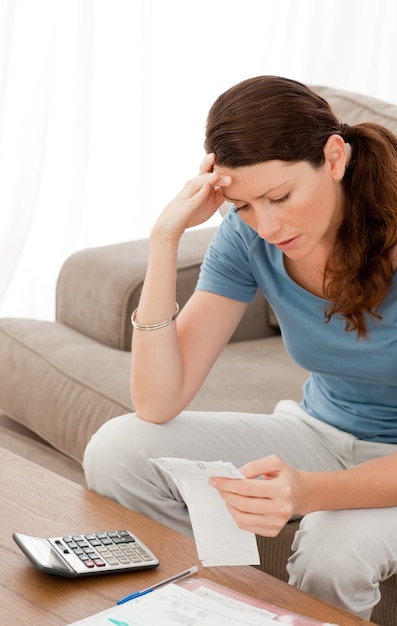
[{"x1": 1, "y1": 0, "x2": 396, "y2": 320}]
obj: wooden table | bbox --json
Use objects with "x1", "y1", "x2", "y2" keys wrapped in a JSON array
[{"x1": 0, "y1": 448, "x2": 374, "y2": 625}]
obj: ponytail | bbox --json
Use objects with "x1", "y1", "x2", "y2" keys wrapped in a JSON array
[{"x1": 324, "y1": 123, "x2": 397, "y2": 338}]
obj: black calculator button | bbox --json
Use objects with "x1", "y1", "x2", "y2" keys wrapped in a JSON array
[{"x1": 113, "y1": 536, "x2": 135, "y2": 544}]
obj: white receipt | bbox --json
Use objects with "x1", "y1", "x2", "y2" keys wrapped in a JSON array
[{"x1": 151, "y1": 457, "x2": 260, "y2": 567}]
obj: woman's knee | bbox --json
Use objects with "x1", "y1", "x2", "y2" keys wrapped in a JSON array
[
  {"x1": 83, "y1": 413, "x2": 161, "y2": 493},
  {"x1": 83, "y1": 411, "x2": 210, "y2": 494},
  {"x1": 286, "y1": 510, "x2": 383, "y2": 619},
  {"x1": 83, "y1": 413, "x2": 194, "y2": 533}
]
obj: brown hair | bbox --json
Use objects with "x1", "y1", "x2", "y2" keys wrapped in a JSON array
[{"x1": 205, "y1": 76, "x2": 397, "y2": 338}]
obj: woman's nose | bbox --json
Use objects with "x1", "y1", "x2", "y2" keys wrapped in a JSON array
[{"x1": 255, "y1": 208, "x2": 282, "y2": 241}]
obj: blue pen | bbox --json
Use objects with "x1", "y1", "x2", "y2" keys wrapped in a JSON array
[{"x1": 117, "y1": 565, "x2": 199, "y2": 605}]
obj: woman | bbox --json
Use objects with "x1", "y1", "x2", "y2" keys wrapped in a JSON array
[{"x1": 83, "y1": 76, "x2": 397, "y2": 619}]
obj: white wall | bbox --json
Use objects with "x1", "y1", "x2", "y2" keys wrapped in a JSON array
[{"x1": 1, "y1": 0, "x2": 396, "y2": 319}]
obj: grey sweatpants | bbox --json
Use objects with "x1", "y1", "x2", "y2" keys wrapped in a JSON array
[{"x1": 83, "y1": 400, "x2": 397, "y2": 620}]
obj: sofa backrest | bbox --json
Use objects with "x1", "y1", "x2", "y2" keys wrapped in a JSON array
[{"x1": 312, "y1": 85, "x2": 397, "y2": 133}]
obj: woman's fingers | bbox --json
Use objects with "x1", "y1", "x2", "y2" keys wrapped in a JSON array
[
  {"x1": 152, "y1": 157, "x2": 232, "y2": 241},
  {"x1": 209, "y1": 456, "x2": 297, "y2": 536},
  {"x1": 181, "y1": 170, "x2": 231, "y2": 200},
  {"x1": 227, "y1": 508, "x2": 290, "y2": 537},
  {"x1": 219, "y1": 482, "x2": 294, "y2": 536},
  {"x1": 240, "y1": 455, "x2": 286, "y2": 479},
  {"x1": 199, "y1": 152, "x2": 216, "y2": 175},
  {"x1": 181, "y1": 170, "x2": 219, "y2": 198}
]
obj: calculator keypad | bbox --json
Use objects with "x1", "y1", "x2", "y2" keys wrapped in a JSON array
[{"x1": 59, "y1": 530, "x2": 157, "y2": 571}]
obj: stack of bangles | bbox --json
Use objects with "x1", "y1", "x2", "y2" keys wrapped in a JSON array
[{"x1": 130, "y1": 302, "x2": 180, "y2": 331}]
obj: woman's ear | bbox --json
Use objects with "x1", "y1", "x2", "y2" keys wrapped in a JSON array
[{"x1": 323, "y1": 134, "x2": 347, "y2": 181}]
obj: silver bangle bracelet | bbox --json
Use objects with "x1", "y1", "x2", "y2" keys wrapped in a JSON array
[{"x1": 131, "y1": 302, "x2": 180, "y2": 331}]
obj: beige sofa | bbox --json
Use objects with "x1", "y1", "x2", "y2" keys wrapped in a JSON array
[{"x1": 1, "y1": 85, "x2": 397, "y2": 625}]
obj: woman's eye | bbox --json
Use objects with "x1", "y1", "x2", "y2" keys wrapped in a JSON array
[
  {"x1": 269, "y1": 193, "x2": 290, "y2": 204},
  {"x1": 235, "y1": 204, "x2": 250, "y2": 212}
]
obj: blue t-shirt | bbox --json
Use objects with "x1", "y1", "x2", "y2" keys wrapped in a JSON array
[{"x1": 196, "y1": 207, "x2": 397, "y2": 443}]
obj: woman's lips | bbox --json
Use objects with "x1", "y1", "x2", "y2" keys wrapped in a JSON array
[{"x1": 273, "y1": 235, "x2": 300, "y2": 251}]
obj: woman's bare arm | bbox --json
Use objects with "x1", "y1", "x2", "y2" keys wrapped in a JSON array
[
  {"x1": 130, "y1": 154, "x2": 247, "y2": 423},
  {"x1": 132, "y1": 290, "x2": 247, "y2": 423}
]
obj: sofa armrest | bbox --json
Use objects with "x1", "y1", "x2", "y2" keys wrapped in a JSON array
[{"x1": 56, "y1": 227, "x2": 277, "y2": 351}]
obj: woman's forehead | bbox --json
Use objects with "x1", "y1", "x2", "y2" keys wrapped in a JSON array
[{"x1": 214, "y1": 160, "x2": 303, "y2": 201}]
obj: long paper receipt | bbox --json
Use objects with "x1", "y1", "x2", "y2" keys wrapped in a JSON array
[{"x1": 151, "y1": 458, "x2": 260, "y2": 567}]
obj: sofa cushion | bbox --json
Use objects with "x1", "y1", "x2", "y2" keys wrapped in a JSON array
[
  {"x1": 0, "y1": 318, "x2": 133, "y2": 463},
  {"x1": 0, "y1": 317, "x2": 308, "y2": 463},
  {"x1": 0, "y1": 412, "x2": 85, "y2": 485},
  {"x1": 188, "y1": 335, "x2": 308, "y2": 414}
]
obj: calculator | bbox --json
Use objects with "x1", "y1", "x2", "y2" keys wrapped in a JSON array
[{"x1": 13, "y1": 529, "x2": 160, "y2": 577}]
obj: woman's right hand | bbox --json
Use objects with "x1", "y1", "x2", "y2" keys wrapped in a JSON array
[{"x1": 152, "y1": 153, "x2": 232, "y2": 244}]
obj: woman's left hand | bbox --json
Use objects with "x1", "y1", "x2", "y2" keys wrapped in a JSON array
[{"x1": 209, "y1": 455, "x2": 306, "y2": 537}]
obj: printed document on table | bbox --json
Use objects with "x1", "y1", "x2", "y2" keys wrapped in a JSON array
[
  {"x1": 151, "y1": 457, "x2": 260, "y2": 566},
  {"x1": 69, "y1": 582, "x2": 279, "y2": 625},
  {"x1": 69, "y1": 581, "x2": 339, "y2": 625}
]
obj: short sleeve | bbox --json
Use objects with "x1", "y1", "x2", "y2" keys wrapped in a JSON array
[{"x1": 196, "y1": 209, "x2": 258, "y2": 303}]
